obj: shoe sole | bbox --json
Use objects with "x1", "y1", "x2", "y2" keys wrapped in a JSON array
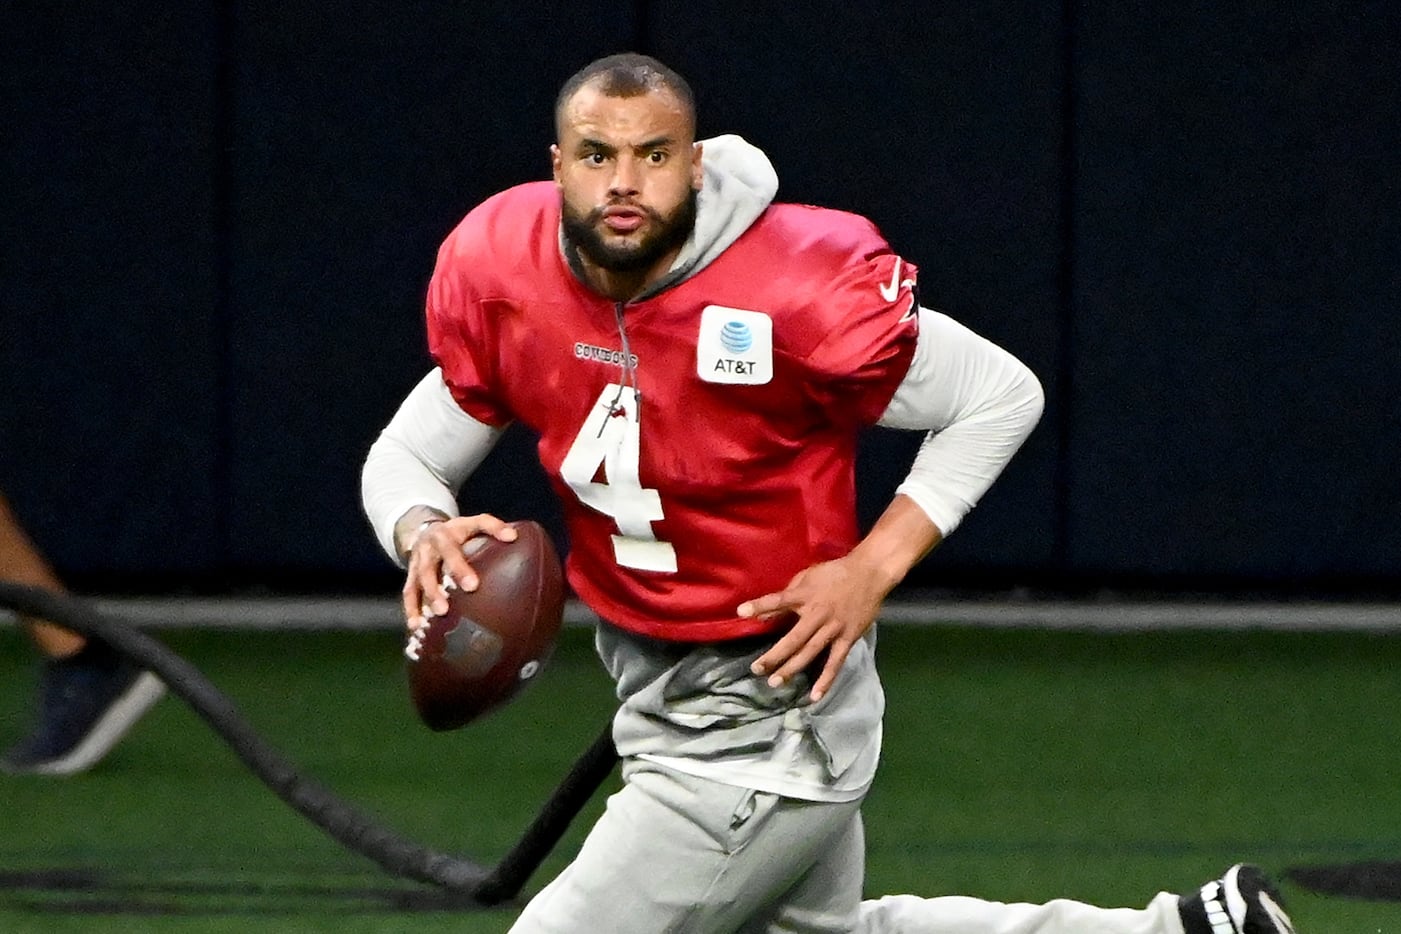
[{"x1": 2, "y1": 672, "x2": 166, "y2": 777}]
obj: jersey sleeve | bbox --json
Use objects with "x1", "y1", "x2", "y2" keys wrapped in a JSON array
[
  {"x1": 801, "y1": 250, "x2": 920, "y2": 427},
  {"x1": 424, "y1": 225, "x2": 516, "y2": 428}
]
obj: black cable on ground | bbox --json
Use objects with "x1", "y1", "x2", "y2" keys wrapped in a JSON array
[{"x1": 0, "y1": 582, "x2": 618, "y2": 906}]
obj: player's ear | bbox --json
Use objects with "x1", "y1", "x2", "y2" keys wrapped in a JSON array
[
  {"x1": 550, "y1": 144, "x2": 563, "y2": 187},
  {"x1": 691, "y1": 141, "x2": 704, "y2": 191}
]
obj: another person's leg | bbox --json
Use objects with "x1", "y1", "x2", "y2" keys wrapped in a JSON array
[{"x1": 0, "y1": 492, "x2": 164, "y2": 776}]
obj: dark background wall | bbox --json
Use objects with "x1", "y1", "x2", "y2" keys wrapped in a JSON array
[{"x1": 2, "y1": 1, "x2": 1397, "y2": 598}]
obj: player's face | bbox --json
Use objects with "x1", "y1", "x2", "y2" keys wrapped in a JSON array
[{"x1": 552, "y1": 85, "x2": 704, "y2": 277}]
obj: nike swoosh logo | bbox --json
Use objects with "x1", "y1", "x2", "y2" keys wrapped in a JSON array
[
  {"x1": 1259, "y1": 894, "x2": 1296, "y2": 933},
  {"x1": 879, "y1": 259, "x2": 902, "y2": 302}
]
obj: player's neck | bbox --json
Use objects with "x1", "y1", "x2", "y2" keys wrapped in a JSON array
[{"x1": 578, "y1": 247, "x2": 683, "y2": 302}]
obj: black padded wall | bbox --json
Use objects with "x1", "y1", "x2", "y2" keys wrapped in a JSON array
[
  {"x1": 1069, "y1": 1, "x2": 1401, "y2": 586},
  {"x1": 4, "y1": 1, "x2": 1396, "y2": 595},
  {"x1": 1, "y1": 4, "x2": 222, "y2": 578}
]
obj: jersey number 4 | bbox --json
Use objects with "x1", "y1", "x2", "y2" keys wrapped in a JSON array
[{"x1": 559, "y1": 384, "x2": 677, "y2": 573}]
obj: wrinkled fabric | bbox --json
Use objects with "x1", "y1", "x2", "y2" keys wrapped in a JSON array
[{"x1": 598, "y1": 620, "x2": 883, "y2": 788}]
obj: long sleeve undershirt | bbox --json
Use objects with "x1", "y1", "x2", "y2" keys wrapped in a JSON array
[{"x1": 876, "y1": 307, "x2": 1044, "y2": 536}]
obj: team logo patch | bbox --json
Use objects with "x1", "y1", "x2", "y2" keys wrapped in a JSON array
[{"x1": 697, "y1": 306, "x2": 772, "y2": 385}]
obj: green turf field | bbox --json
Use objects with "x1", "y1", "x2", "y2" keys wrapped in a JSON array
[{"x1": 3, "y1": 619, "x2": 1400, "y2": 931}]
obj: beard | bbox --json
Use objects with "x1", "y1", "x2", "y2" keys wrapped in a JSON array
[{"x1": 562, "y1": 189, "x2": 698, "y2": 274}]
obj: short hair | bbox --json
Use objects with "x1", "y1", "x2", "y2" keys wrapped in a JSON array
[{"x1": 554, "y1": 53, "x2": 696, "y2": 139}]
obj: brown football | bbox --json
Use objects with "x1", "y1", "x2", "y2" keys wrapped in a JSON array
[{"x1": 405, "y1": 521, "x2": 565, "y2": 731}]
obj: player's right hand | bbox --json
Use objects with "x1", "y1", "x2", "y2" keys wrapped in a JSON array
[{"x1": 400, "y1": 512, "x2": 518, "y2": 633}]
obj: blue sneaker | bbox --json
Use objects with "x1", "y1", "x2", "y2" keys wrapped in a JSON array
[
  {"x1": 1179, "y1": 864, "x2": 1297, "y2": 933},
  {"x1": 1, "y1": 641, "x2": 164, "y2": 776}
]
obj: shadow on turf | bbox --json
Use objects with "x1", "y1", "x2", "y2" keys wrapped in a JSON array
[
  {"x1": 1287, "y1": 861, "x2": 1401, "y2": 901},
  {"x1": 0, "y1": 868, "x2": 510, "y2": 915}
]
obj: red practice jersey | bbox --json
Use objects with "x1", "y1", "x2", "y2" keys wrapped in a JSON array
[{"x1": 427, "y1": 182, "x2": 918, "y2": 642}]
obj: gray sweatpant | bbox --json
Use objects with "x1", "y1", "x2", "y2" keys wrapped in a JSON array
[{"x1": 509, "y1": 761, "x2": 1186, "y2": 934}]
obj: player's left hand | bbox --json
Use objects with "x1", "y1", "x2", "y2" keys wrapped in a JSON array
[{"x1": 738, "y1": 554, "x2": 895, "y2": 703}]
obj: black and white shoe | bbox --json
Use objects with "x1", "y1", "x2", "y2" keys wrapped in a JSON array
[
  {"x1": 1179, "y1": 863, "x2": 1298, "y2": 933},
  {"x1": 1, "y1": 639, "x2": 164, "y2": 776}
]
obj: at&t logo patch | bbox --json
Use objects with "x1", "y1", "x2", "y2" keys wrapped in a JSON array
[
  {"x1": 697, "y1": 306, "x2": 772, "y2": 385},
  {"x1": 719, "y1": 321, "x2": 753, "y2": 354}
]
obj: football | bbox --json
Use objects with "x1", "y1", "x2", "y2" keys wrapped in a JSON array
[{"x1": 404, "y1": 521, "x2": 565, "y2": 731}]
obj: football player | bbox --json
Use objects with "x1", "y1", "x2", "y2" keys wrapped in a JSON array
[{"x1": 362, "y1": 53, "x2": 1296, "y2": 934}]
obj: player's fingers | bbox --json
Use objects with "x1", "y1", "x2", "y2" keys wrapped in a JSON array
[
  {"x1": 739, "y1": 562, "x2": 823, "y2": 620},
  {"x1": 456, "y1": 512, "x2": 518, "y2": 543},
  {"x1": 485, "y1": 516, "x2": 520, "y2": 542},
  {"x1": 401, "y1": 569, "x2": 430, "y2": 631},
  {"x1": 750, "y1": 607, "x2": 830, "y2": 679},
  {"x1": 808, "y1": 638, "x2": 855, "y2": 703},
  {"x1": 410, "y1": 543, "x2": 454, "y2": 617},
  {"x1": 440, "y1": 515, "x2": 519, "y2": 592},
  {"x1": 438, "y1": 547, "x2": 479, "y2": 594},
  {"x1": 763, "y1": 621, "x2": 840, "y2": 688},
  {"x1": 736, "y1": 588, "x2": 796, "y2": 620},
  {"x1": 409, "y1": 521, "x2": 474, "y2": 596},
  {"x1": 748, "y1": 615, "x2": 811, "y2": 675}
]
